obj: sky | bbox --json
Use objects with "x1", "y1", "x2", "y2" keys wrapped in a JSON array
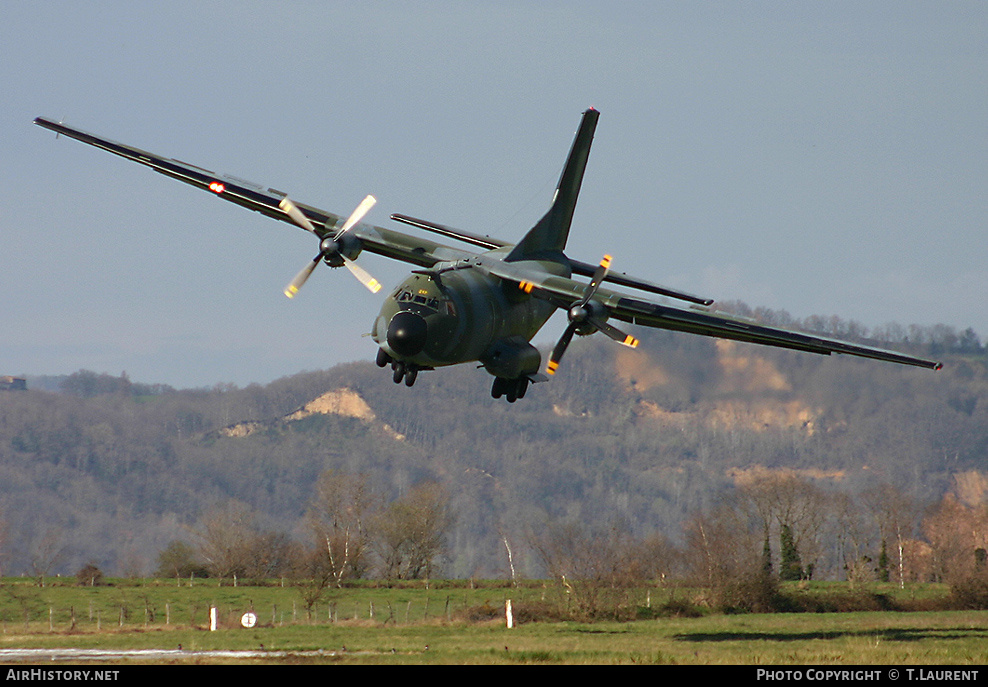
[{"x1": 2, "y1": 2, "x2": 985, "y2": 389}]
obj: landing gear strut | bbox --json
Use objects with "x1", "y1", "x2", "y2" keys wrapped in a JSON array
[{"x1": 491, "y1": 376, "x2": 528, "y2": 403}]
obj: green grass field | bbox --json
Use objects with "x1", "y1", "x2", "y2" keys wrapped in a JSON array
[{"x1": 1, "y1": 579, "x2": 985, "y2": 664}]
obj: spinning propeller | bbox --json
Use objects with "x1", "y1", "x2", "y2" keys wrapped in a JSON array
[
  {"x1": 280, "y1": 195, "x2": 382, "y2": 297},
  {"x1": 546, "y1": 255, "x2": 639, "y2": 375}
]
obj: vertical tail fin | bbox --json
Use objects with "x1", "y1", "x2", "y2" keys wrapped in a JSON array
[{"x1": 506, "y1": 108, "x2": 599, "y2": 262}]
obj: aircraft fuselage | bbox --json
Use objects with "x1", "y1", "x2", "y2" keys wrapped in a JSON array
[{"x1": 371, "y1": 252, "x2": 567, "y2": 380}]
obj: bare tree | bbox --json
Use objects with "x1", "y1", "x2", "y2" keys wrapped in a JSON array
[
  {"x1": 831, "y1": 492, "x2": 875, "y2": 583},
  {"x1": 373, "y1": 482, "x2": 452, "y2": 581},
  {"x1": 681, "y1": 503, "x2": 774, "y2": 612},
  {"x1": 528, "y1": 519, "x2": 674, "y2": 618},
  {"x1": 306, "y1": 470, "x2": 376, "y2": 586},
  {"x1": 528, "y1": 520, "x2": 621, "y2": 617},
  {"x1": 921, "y1": 494, "x2": 988, "y2": 583},
  {"x1": 736, "y1": 472, "x2": 830, "y2": 580},
  {"x1": 28, "y1": 527, "x2": 66, "y2": 587},
  {"x1": 155, "y1": 539, "x2": 206, "y2": 579},
  {"x1": 861, "y1": 483, "x2": 920, "y2": 587},
  {"x1": 0, "y1": 507, "x2": 9, "y2": 581},
  {"x1": 193, "y1": 499, "x2": 273, "y2": 581}
]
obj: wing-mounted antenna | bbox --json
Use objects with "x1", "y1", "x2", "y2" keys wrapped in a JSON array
[{"x1": 506, "y1": 108, "x2": 599, "y2": 264}]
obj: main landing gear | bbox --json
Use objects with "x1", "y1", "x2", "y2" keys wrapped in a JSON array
[
  {"x1": 377, "y1": 348, "x2": 419, "y2": 387},
  {"x1": 491, "y1": 376, "x2": 528, "y2": 403}
]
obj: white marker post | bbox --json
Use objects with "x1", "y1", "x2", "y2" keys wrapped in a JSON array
[{"x1": 210, "y1": 606, "x2": 218, "y2": 631}]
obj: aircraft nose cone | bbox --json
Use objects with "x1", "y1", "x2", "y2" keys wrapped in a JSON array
[{"x1": 387, "y1": 311, "x2": 428, "y2": 357}]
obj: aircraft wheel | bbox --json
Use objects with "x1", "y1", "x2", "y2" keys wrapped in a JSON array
[
  {"x1": 404, "y1": 367, "x2": 418, "y2": 387},
  {"x1": 515, "y1": 378, "x2": 528, "y2": 399},
  {"x1": 392, "y1": 362, "x2": 406, "y2": 384},
  {"x1": 491, "y1": 377, "x2": 505, "y2": 399},
  {"x1": 376, "y1": 348, "x2": 392, "y2": 368}
]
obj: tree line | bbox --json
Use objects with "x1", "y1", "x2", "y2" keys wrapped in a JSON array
[
  {"x1": 715, "y1": 301, "x2": 985, "y2": 356},
  {"x1": 1, "y1": 307, "x2": 987, "y2": 584},
  {"x1": 527, "y1": 470, "x2": 988, "y2": 616},
  {"x1": 19, "y1": 466, "x2": 982, "y2": 620},
  {"x1": 169, "y1": 472, "x2": 453, "y2": 587}
]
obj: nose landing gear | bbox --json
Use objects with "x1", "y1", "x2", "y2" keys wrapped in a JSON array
[{"x1": 376, "y1": 349, "x2": 419, "y2": 387}]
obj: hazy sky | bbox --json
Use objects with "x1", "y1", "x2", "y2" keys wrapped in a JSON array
[{"x1": 3, "y1": 2, "x2": 985, "y2": 388}]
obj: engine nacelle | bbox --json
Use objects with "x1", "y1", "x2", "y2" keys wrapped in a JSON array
[
  {"x1": 572, "y1": 299, "x2": 608, "y2": 336},
  {"x1": 321, "y1": 233, "x2": 363, "y2": 267},
  {"x1": 481, "y1": 336, "x2": 542, "y2": 379}
]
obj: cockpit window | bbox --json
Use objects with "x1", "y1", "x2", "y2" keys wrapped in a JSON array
[{"x1": 392, "y1": 288, "x2": 440, "y2": 312}]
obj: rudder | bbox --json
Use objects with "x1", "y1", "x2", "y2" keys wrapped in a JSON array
[{"x1": 506, "y1": 108, "x2": 599, "y2": 263}]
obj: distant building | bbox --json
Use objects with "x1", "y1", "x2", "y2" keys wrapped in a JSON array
[{"x1": 0, "y1": 376, "x2": 27, "y2": 391}]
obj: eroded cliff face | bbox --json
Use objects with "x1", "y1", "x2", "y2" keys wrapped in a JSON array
[
  {"x1": 952, "y1": 470, "x2": 988, "y2": 507},
  {"x1": 613, "y1": 339, "x2": 821, "y2": 435},
  {"x1": 282, "y1": 388, "x2": 378, "y2": 422},
  {"x1": 220, "y1": 387, "x2": 405, "y2": 440}
]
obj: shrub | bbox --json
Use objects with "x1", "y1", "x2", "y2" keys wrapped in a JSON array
[
  {"x1": 949, "y1": 576, "x2": 988, "y2": 609},
  {"x1": 75, "y1": 563, "x2": 104, "y2": 587}
]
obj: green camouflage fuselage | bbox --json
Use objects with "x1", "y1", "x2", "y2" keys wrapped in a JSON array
[{"x1": 371, "y1": 251, "x2": 567, "y2": 379}]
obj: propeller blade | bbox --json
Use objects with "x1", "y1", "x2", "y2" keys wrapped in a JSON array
[
  {"x1": 547, "y1": 322, "x2": 578, "y2": 376},
  {"x1": 546, "y1": 255, "x2": 634, "y2": 376},
  {"x1": 281, "y1": 194, "x2": 381, "y2": 297},
  {"x1": 279, "y1": 196, "x2": 317, "y2": 234},
  {"x1": 284, "y1": 255, "x2": 321, "y2": 299},
  {"x1": 581, "y1": 254, "x2": 611, "y2": 303},
  {"x1": 588, "y1": 316, "x2": 639, "y2": 349},
  {"x1": 343, "y1": 255, "x2": 383, "y2": 294},
  {"x1": 335, "y1": 194, "x2": 377, "y2": 239}
]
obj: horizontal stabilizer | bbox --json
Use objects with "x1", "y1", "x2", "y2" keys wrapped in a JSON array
[
  {"x1": 390, "y1": 214, "x2": 509, "y2": 250},
  {"x1": 568, "y1": 258, "x2": 713, "y2": 306}
]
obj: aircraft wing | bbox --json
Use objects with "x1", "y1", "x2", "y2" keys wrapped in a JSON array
[
  {"x1": 486, "y1": 260, "x2": 943, "y2": 371},
  {"x1": 389, "y1": 212, "x2": 713, "y2": 306},
  {"x1": 33, "y1": 117, "x2": 475, "y2": 269}
]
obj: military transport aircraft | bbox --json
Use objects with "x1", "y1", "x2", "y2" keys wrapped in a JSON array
[{"x1": 35, "y1": 109, "x2": 941, "y2": 402}]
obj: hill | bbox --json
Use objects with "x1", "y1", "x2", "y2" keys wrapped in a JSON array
[{"x1": 1, "y1": 315, "x2": 986, "y2": 579}]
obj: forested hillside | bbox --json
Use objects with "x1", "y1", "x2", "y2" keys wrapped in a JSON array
[{"x1": 1, "y1": 310, "x2": 986, "y2": 583}]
